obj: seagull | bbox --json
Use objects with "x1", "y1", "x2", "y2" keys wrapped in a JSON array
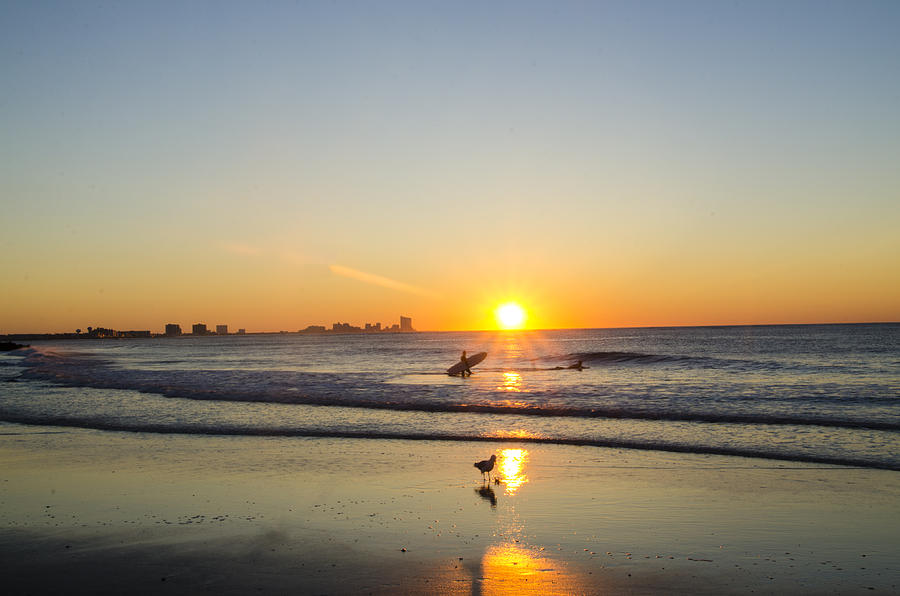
[{"x1": 474, "y1": 454, "x2": 497, "y2": 482}]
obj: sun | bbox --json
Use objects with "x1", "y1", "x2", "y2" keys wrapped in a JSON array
[{"x1": 496, "y1": 302, "x2": 527, "y2": 330}]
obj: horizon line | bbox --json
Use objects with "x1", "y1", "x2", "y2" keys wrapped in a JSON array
[{"x1": 2, "y1": 320, "x2": 897, "y2": 339}]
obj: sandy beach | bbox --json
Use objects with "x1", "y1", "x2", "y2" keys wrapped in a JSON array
[{"x1": 2, "y1": 423, "x2": 897, "y2": 595}]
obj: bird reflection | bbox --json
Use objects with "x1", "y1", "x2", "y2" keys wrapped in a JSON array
[{"x1": 475, "y1": 485, "x2": 497, "y2": 508}]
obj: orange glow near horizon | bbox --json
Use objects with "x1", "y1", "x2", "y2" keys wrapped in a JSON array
[{"x1": 3, "y1": 260, "x2": 898, "y2": 334}]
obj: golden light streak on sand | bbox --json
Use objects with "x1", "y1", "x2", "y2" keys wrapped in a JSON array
[{"x1": 477, "y1": 543, "x2": 592, "y2": 595}]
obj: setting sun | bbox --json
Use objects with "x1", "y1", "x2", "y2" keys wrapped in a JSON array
[{"x1": 496, "y1": 302, "x2": 527, "y2": 330}]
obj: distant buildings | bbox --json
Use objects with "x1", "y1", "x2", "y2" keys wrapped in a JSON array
[
  {"x1": 299, "y1": 316, "x2": 416, "y2": 334},
  {"x1": 3, "y1": 315, "x2": 415, "y2": 342},
  {"x1": 166, "y1": 322, "x2": 242, "y2": 336}
]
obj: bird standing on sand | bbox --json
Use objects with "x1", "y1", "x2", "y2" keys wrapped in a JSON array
[{"x1": 474, "y1": 454, "x2": 497, "y2": 481}]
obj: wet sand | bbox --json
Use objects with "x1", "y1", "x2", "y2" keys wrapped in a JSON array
[{"x1": 2, "y1": 423, "x2": 898, "y2": 594}]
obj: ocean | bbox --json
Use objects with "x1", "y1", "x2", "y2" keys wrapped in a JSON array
[{"x1": 1, "y1": 324, "x2": 898, "y2": 470}]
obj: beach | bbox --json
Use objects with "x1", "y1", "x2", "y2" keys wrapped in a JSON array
[{"x1": 3, "y1": 424, "x2": 898, "y2": 595}]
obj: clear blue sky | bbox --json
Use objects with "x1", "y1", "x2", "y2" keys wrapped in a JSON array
[{"x1": 2, "y1": 1, "x2": 899, "y2": 332}]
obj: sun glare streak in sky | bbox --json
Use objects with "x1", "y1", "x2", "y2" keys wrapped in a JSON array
[{"x1": 328, "y1": 265, "x2": 441, "y2": 299}]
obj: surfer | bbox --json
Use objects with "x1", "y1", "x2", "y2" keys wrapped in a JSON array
[
  {"x1": 460, "y1": 351, "x2": 473, "y2": 376},
  {"x1": 552, "y1": 360, "x2": 587, "y2": 371}
]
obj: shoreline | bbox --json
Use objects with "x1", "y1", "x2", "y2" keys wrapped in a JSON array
[
  {"x1": 2, "y1": 415, "x2": 898, "y2": 472},
  {"x1": 3, "y1": 424, "x2": 898, "y2": 594}
]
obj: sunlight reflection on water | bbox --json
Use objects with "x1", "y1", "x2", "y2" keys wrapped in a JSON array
[
  {"x1": 498, "y1": 371, "x2": 523, "y2": 392},
  {"x1": 498, "y1": 448, "x2": 529, "y2": 495}
]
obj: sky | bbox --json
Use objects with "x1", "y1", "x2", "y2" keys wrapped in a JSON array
[{"x1": 2, "y1": 0, "x2": 899, "y2": 333}]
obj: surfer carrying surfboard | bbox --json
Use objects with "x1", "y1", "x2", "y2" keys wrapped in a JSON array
[
  {"x1": 447, "y1": 351, "x2": 486, "y2": 376},
  {"x1": 459, "y1": 351, "x2": 473, "y2": 376}
]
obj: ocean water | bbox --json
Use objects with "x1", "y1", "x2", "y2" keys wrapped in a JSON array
[{"x1": 1, "y1": 324, "x2": 898, "y2": 470}]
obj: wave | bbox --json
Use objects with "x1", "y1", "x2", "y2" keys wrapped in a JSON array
[
  {"x1": 2, "y1": 413, "x2": 897, "y2": 471},
  {"x1": 16, "y1": 366, "x2": 899, "y2": 431},
  {"x1": 11, "y1": 347, "x2": 900, "y2": 433},
  {"x1": 533, "y1": 350, "x2": 702, "y2": 367},
  {"x1": 570, "y1": 351, "x2": 688, "y2": 364},
  {"x1": 556, "y1": 351, "x2": 869, "y2": 374}
]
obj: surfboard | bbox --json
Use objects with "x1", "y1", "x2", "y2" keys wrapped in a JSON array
[{"x1": 447, "y1": 352, "x2": 487, "y2": 376}]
